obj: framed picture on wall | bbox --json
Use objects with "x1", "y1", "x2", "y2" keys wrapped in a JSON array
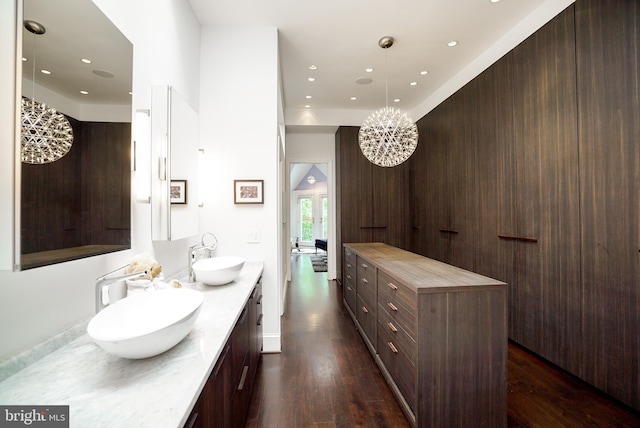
[
  {"x1": 234, "y1": 179, "x2": 264, "y2": 204},
  {"x1": 170, "y1": 180, "x2": 187, "y2": 204}
]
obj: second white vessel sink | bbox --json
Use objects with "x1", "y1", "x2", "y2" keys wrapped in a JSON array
[{"x1": 192, "y1": 256, "x2": 245, "y2": 285}]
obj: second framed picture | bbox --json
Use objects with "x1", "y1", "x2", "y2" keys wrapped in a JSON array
[
  {"x1": 170, "y1": 180, "x2": 187, "y2": 204},
  {"x1": 234, "y1": 180, "x2": 264, "y2": 204}
]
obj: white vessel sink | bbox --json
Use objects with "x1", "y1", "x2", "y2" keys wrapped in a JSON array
[
  {"x1": 193, "y1": 256, "x2": 245, "y2": 285},
  {"x1": 87, "y1": 288, "x2": 204, "y2": 359}
]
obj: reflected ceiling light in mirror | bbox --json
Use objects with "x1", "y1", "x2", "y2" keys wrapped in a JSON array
[
  {"x1": 307, "y1": 175, "x2": 316, "y2": 184},
  {"x1": 358, "y1": 36, "x2": 418, "y2": 168},
  {"x1": 21, "y1": 20, "x2": 74, "y2": 164}
]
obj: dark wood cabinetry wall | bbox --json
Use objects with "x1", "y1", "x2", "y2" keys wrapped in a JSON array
[{"x1": 335, "y1": 0, "x2": 639, "y2": 411}]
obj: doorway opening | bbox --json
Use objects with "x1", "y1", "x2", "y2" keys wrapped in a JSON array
[{"x1": 289, "y1": 163, "x2": 329, "y2": 251}]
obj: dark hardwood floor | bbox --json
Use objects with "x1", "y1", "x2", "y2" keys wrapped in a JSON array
[{"x1": 246, "y1": 253, "x2": 640, "y2": 427}]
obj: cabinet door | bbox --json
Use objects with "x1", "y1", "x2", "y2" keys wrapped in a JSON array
[
  {"x1": 202, "y1": 344, "x2": 231, "y2": 428},
  {"x1": 576, "y1": 0, "x2": 640, "y2": 409},
  {"x1": 509, "y1": 6, "x2": 581, "y2": 371},
  {"x1": 472, "y1": 56, "x2": 516, "y2": 285},
  {"x1": 336, "y1": 126, "x2": 373, "y2": 244}
]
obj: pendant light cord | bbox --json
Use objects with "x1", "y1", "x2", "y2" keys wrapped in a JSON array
[
  {"x1": 384, "y1": 48, "x2": 389, "y2": 108},
  {"x1": 31, "y1": 32, "x2": 36, "y2": 102}
]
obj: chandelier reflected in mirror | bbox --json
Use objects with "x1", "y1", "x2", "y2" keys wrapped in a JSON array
[
  {"x1": 359, "y1": 36, "x2": 418, "y2": 168},
  {"x1": 21, "y1": 20, "x2": 74, "y2": 164}
]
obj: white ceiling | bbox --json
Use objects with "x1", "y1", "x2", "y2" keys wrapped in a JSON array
[{"x1": 189, "y1": 0, "x2": 555, "y2": 128}]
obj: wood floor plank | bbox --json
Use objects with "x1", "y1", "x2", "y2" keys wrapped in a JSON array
[{"x1": 246, "y1": 253, "x2": 640, "y2": 428}]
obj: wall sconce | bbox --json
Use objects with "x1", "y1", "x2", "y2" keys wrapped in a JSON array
[{"x1": 134, "y1": 109, "x2": 151, "y2": 203}]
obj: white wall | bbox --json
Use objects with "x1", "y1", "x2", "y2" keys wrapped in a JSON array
[
  {"x1": 285, "y1": 132, "x2": 336, "y2": 280},
  {"x1": 198, "y1": 26, "x2": 281, "y2": 352},
  {"x1": 0, "y1": 0, "x2": 202, "y2": 361}
]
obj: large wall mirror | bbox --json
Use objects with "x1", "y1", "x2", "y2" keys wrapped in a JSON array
[{"x1": 18, "y1": 0, "x2": 133, "y2": 270}]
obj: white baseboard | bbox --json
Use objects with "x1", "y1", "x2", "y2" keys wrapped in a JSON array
[{"x1": 262, "y1": 334, "x2": 281, "y2": 353}]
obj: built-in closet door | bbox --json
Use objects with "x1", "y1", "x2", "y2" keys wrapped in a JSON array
[
  {"x1": 507, "y1": 5, "x2": 581, "y2": 372},
  {"x1": 576, "y1": 0, "x2": 640, "y2": 409}
]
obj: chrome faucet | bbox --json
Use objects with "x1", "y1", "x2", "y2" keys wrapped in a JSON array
[
  {"x1": 188, "y1": 232, "x2": 218, "y2": 282},
  {"x1": 95, "y1": 265, "x2": 148, "y2": 313}
]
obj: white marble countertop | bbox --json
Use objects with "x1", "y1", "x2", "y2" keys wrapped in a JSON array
[{"x1": 0, "y1": 261, "x2": 264, "y2": 428}]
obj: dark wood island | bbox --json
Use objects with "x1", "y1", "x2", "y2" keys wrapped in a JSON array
[{"x1": 343, "y1": 242, "x2": 507, "y2": 428}]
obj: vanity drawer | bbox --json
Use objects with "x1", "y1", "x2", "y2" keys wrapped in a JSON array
[
  {"x1": 377, "y1": 303, "x2": 416, "y2": 365},
  {"x1": 377, "y1": 270, "x2": 416, "y2": 313},
  {"x1": 377, "y1": 318, "x2": 416, "y2": 414},
  {"x1": 356, "y1": 255, "x2": 376, "y2": 285},
  {"x1": 377, "y1": 296, "x2": 416, "y2": 341},
  {"x1": 344, "y1": 277, "x2": 357, "y2": 316},
  {"x1": 356, "y1": 295, "x2": 377, "y2": 349}
]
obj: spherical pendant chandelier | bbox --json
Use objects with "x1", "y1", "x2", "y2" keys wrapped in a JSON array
[
  {"x1": 359, "y1": 36, "x2": 418, "y2": 168},
  {"x1": 21, "y1": 20, "x2": 74, "y2": 164}
]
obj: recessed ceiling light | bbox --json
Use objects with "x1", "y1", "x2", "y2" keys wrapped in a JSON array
[
  {"x1": 309, "y1": 65, "x2": 317, "y2": 70},
  {"x1": 350, "y1": 97, "x2": 357, "y2": 101},
  {"x1": 365, "y1": 68, "x2": 374, "y2": 73},
  {"x1": 305, "y1": 95, "x2": 312, "y2": 99},
  {"x1": 410, "y1": 81, "x2": 418, "y2": 86},
  {"x1": 308, "y1": 77, "x2": 316, "y2": 82},
  {"x1": 40, "y1": 69, "x2": 51, "y2": 75},
  {"x1": 80, "y1": 90, "x2": 89, "y2": 95},
  {"x1": 355, "y1": 77, "x2": 373, "y2": 85},
  {"x1": 394, "y1": 99, "x2": 400, "y2": 103},
  {"x1": 420, "y1": 70, "x2": 429, "y2": 75},
  {"x1": 304, "y1": 105, "x2": 311, "y2": 108},
  {"x1": 448, "y1": 40, "x2": 458, "y2": 47},
  {"x1": 81, "y1": 58, "x2": 92, "y2": 64},
  {"x1": 491, "y1": 0, "x2": 501, "y2": 3}
]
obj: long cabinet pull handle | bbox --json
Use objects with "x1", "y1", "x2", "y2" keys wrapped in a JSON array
[
  {"x1": 237, "y1": 365, "x2": 249, "y2": 391},
  {"x1": 439, "y1": 229, "x2": 459, "y2": 234},
  {"x1": 387, "y1": 322, "x2": 398, "y2": 332},
  {"x1": 388, "y1": 342, "x2": 399, "y2": 354},
  {"x1": 498, "y1": 234, "x2": 538, "y2": 243},
  {"x1": 387, "y1": 302, "x2": 398, "y2": 312},
  {"x1": 362, "y1": 306, "x2": 369, "y2": 314},
  {"x1": 387, "y1": 282, "x2": 398, "y2": 290}
]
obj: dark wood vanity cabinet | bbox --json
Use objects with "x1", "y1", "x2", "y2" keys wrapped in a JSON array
[
  {"x1": 344, "y1": 243, "x2": 507, "y2": 428},
  {"x1": 184, "y1": 280, "x2": 263, "y2": 428}
]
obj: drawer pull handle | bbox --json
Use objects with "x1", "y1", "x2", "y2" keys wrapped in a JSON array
[
  {"x1": 387, "y1": 302, "x2": 398, "y2": 311},
  {"x1": 387, "y1": 322, "x2": 398, "y2": 332},
  {"x1": 362, "y1": 306, "x2": 369, "y2": 314},
  {"x1": 347, "y1": 286, "x2": 352, "y2": 291},
  {"x1": 388, "y1": 342, "x2": 399, "y2": 354},
  {"x1": 387, "y1": 282, "x2": 398, "y2": 290},
  {"x1": 361, "y1": 278, "x2": 368, "y2": 284},
  {"x1": 347, "y1": 275, "x2": 352, "y2": 280},
  {"x1": 347, "y1": 263, "x2": 352, "y2": 268},
  {"x1": 361, "y1": 263, "x2": 368, "y2": 268}
]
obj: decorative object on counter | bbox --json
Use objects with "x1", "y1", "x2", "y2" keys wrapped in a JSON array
[
  {"x1": 358, "y1": 36, "x2": 418, "y2": 168},
  {"x1": 234, "y1": 179, "x2": 264, "y2": 204},
  {"x1": 124, "y1": 253, "x2": 163, "y2": 296},
  {"x1": 192, "y1": 256, "x2": 246, "y2": 286},
  {"x1": 87, "y1": 288, "x2": 204, "y2": 359},
  {"x1": 21, "y1": 20, "x2": 74, "y2": 164},
  {"x1": 170, "y1": 179, "x2": 187, "y2": 204}
]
